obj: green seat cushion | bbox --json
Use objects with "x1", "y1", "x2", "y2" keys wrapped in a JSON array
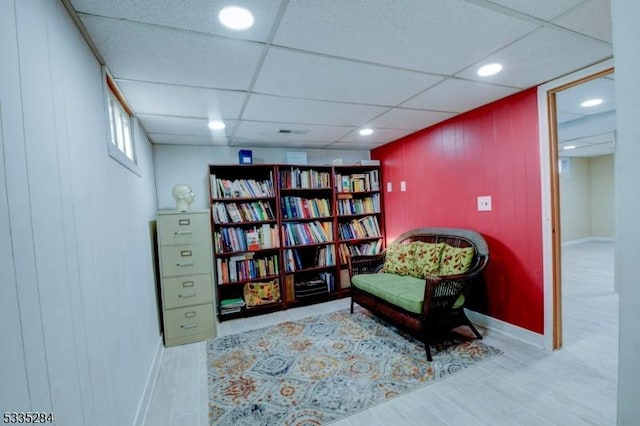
[
  {"x1": 381, "y1": 242, "x2": 416, "y2": 276},
  {"x1": 439, "y1": 244, "x2": 475, "y2": 276},
  {"x1": 352, "y1": 272, "x2": 465, "y2": 314}
]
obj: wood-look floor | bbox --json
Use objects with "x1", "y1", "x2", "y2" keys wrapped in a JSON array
[{"x1": 143, "y1": 241, "x2": 617, "y2": 425}]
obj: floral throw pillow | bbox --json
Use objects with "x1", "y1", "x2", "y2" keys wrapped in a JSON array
[
  {"x1": 411, "y1": 241, "x2": 445, "y2": 278},
  {"x1": 382, "y1": 242, "x2": 416, "y2": 276},
  {"x1": 439, "y1": 244, "x2": 475, "y2": 276},
  {"x1": 244, "y1": 279, "x2": 281, "y2": 307}
]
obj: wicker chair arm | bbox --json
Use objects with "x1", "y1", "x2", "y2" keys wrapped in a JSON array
[
  {"x1": 422, "y1": 274, "x2": 467, "y2": 317},
  {"x1": 348, "y1": 252, "x2": 387, "y2": 277}
]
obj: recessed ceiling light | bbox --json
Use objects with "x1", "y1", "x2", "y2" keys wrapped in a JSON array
[
  {"x1": 477, "y1": 63, "x2": 503, "y2": 77},
  {"x1": 563, "y1": 145, "x2": 576, "y2": 150},
  {"x1": 208, "y1": 120, "x2": 226, "y2": 130},
  {"x1": 359, "y1": 128, "x2": 374, "y2": 136},
  {"x1": 581, "y1": 98, "x2": 603, "y2": 108},
  {"x1": 218, "y1": 6, "x2": 254, "y2": 30}
]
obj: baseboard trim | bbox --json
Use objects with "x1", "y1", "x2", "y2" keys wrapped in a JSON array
[
  {"x1": 466, "y1": 309, "x2": 545, "y2": 350},
  {"x1": 133, "y1": 336, "x2": 164, "y2": 426},
  {"x1": 562, "y1": 236, "x2": 614, "y2": 246}
]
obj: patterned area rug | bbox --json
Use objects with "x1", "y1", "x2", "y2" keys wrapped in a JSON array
[{"x1": 207, "y1": 307, "x2": 501, "y2": 425}]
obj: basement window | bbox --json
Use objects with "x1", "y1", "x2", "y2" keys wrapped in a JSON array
[{"x1": 105, "y1": 69, "x2": 140, "y2": 175}]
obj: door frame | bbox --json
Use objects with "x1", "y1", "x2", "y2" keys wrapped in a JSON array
[{"x1": 537, "y1": 58, "x2": 614, "y2": 351}]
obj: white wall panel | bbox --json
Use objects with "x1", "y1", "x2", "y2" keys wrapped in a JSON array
[
  {"x1": 0, "y1": 0, "x2": 52, "y2": 413},
  {"x1": 2, "y1": 0, "x2": 160, "y2": 424},
  {"x1": 559, "y1": 157, "x2": 591, "y2": 242},
  {"x1": 612, "y1": 0, "x2": 640, "y2": 422},
  {"x1": 590, "y1": 154, "x2": 614, "y2": 238},
  {"x1": 0, "y1": 101, "x2": 31, "y2": 412}
]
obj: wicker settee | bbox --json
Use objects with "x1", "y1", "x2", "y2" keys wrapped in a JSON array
[{"x1": 348, "y1": 227, "x2": 489, "y2": 361}]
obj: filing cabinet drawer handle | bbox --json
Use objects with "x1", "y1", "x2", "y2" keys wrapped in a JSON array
[
  {"x1": 178, "y1": 219, "x2": 191, "y2": 225},
  {"x1": 182, "y1": 280, "x2": 195, "y2": 288},
  {"x1": 181, "y1": 322, "x2": 198, "y2": 329},
  {"x1": 174, "y1": 231, "x2": 192, "y2": 236},
  {"x1": 179, "y1": 292, "x2": 196, "y2": 299},
  {"x1": 177, "y1": 262, "x2": 194, "y2": 267},
  {"x1": 180, "y1": 250, "x2": 193, "y2": 257}
]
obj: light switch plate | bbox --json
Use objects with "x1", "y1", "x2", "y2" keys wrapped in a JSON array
[
  {"x1": 400, "y1": 181, "x2": 406, "y2": 191},
  {"x1": 386, "y1": 182, "x2": 392, "y2": 192},
  {"x1": 477, "y1": 196, "x2": 492, "y2": 211}
]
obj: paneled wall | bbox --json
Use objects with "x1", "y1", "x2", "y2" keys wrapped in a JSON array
[
  {"x1": 560, "y1": 154, "x2": 615, "y2": 242},
  {"x1": 0, "y1": 1, "x2": 160, "y2": 424},
  {"x1": 372, "y1": 88, "x2": 543, "y2": 333},
  {"x1": 612, "y1": 0, "x2": 640, "y2": 421}
]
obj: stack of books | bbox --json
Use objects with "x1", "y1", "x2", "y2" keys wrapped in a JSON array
[{"x1": 220, "y1": 298, "x2": 245, "y2": 315}]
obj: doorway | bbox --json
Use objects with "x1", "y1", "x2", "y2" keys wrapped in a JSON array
[{"x1": 542, "y1": 64, "x2": 615, "y2": 349}]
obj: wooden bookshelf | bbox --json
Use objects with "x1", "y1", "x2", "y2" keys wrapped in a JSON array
[{"x1": 209, "y1": 163, "x2": 384, "y2": 320}]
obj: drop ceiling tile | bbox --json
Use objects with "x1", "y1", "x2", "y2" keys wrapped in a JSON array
[
  {"x1": 455, "y1": 27, "x2": 612, "y2": 88},
  {"x1": 326, "y1": 140, "x2": 389, "y2": 150},
  {"x1": 149, "y1": 133, "x2": 228, "y2": 145},
  {"x1": 254, "y1": 48, "x2": 443, "y2": 106},
  {"x1": 234, "y1": 121, "x2": 354, "y2": 143},
  {"x1": 232, "y1": 138, "x2": 333, "y2": 149},
  {"x1": 558, "y1": 110, "x2": 616, "y2": 141},
  {"x1": 272, "y1": 0, "x2": 538, "y2": 75},
  {"x1": 557, "y1": 111, "x2": 586, "y2": 124},
  {"x1": 367, "y1": 108, "x2": 457, "y2": 130},
  {"x1": 137, "y1": 114, "x2": 237, "y2": 136},
  {"x1": 401, "y1": 78, "x2": 519, "y2": 113},
  {"x1": 553, "y1": 0, "x2": 612, "y2": 43},
  {"x1": 483, "y1": 0, "x2": 584, "y2": 21},
  {"x1": 116, "y1": 80, "x2": 246, "y2": 119},
  {"x1": 71, "y1": 0, "x2": 283, "y2": 42},
  {"x1": 80, "y1": 15, "x2": 263, "y2": 90},
  {"x1": 339, "y1": 128, "x2": 415, "y2": 144},
  {"x1": 243, "y1": 94, "x2": 387, "y2": 126},
  {"x1": 555, "y1": 75, "x2": 616, "y2": 116}
]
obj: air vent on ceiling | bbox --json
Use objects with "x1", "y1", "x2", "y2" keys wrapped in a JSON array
[{"x1": 279, "y1": 129, "x2": 309, "y2": 135}]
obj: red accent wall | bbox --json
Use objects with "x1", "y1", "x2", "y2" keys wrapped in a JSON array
[{"x1": 372, "y1": 88, "x2": 543, "y2": 333}]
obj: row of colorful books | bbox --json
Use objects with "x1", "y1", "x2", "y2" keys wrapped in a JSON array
[
  {"x1": 282, "y1": 221, "x2": 333, "y2": 246},
  {"x1": 283, "y1": 245, "x2": 335, "y2": 272},
  {"x1": 281, "y1": 196, "x2": 332, "y2": 219},
  {"x1": 210, "y1": 175, "x2": 274, "y2": 199},
  {"x1": 335, "y1": 170, "x2": 379, "y2": 193},
  {"x1": 216, "y1": 254, "x2": 279, "y2": 284},
  {"x1": 338, "y1": 215, "x2": 381, "y2": 240},
  {"x1": 279, "y1": 167, "x2": 331, "y2": 189},
  {"x1": 336, "y1": 194, "x2": 380, "y2": 215},
  {"x1": 214, "y1": 224, "x2": 279, "y2": 253},
  {"x1": 338, "y1": 240, "x2": 383, "y2": 263},
  {"x1": 212, "y1": 200, "x2": 276, "y2": 224}
]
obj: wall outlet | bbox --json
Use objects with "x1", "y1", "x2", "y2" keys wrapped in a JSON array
[
  {"x1": 400, "y1": 181, "x2": 406, "y2": 191},
  {"x1": 386, "y1": 182, "x2": 392, "y2": 192},
  {"x1": 477, "y1": 196, "x2": 492, "y2": 211}
]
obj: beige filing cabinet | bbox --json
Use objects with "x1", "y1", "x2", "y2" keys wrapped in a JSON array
[{"x1": 157, "y1": 209, "x2": 216, "y2": 346}]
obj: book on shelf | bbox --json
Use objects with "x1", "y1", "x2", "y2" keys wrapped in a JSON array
[
  {"x1": 220, "y1": 297, "x2": 246, "y2": 315},
  {"x1": 226, "y1": 203, "x2": 243, "y2": 223},
  {"x1": 319, "y1": 271, "x2": 335, "y2": 292},
  {"x1": 246, "y1": 228, "x2": 260, "y2": 251}
]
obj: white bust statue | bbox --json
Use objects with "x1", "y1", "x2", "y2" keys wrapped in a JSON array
[{"x1": 172, "y1": 184, "x2": 195, "y2": 211}]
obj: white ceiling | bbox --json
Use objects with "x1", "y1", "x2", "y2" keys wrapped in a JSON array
[
  {"x1": 66, "y1": 0, "x2": 613, "y2": 150},
  {"x1": 556, "y1": 73, "x2": 616, "y2": 158}
]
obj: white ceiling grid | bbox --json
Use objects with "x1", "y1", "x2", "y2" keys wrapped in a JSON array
[{"x1": 68, "y1": 0, "x2": 613, "y2": 152}]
